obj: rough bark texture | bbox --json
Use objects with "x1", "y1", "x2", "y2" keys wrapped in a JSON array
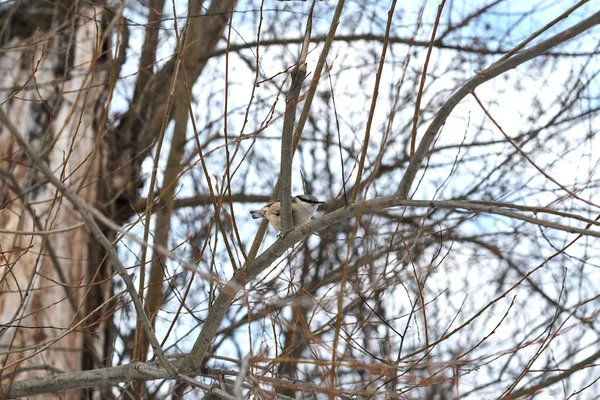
[{"x1": 0, "y1": 4, "x2": 109, "y2": 398}]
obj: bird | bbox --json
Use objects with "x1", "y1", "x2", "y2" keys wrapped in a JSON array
[{"x1": 250, "y1": 195, "x2": 325, "y2": 231}]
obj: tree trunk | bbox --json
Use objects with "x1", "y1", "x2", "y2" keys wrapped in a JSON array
[{"x1": 0, "y1": 4, "x2": 110, "y2": 398}]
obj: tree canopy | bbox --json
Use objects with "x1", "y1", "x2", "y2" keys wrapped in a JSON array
[{"x1": 1, "y1": 0, "x2": 600, "y2": 398}]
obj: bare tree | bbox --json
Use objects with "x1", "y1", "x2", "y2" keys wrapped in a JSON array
[{"x1": 1, "y1": 0, "x2": 599, "y2": 398}]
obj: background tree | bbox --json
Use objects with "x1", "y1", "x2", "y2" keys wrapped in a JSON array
[{"x1": 1, "y1": 0, "x2": 599, "y2": 398}]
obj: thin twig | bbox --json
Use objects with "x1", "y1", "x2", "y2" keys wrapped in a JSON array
[
  {"x1": 350, "y1": 0, "x2": 398, "y2": 202},
  {"x1": 472, "y1": 91, "x2": 600, "y2": 210},
  {"x1": 410, "y1": 0, "x2": 446, "y2": 156}
]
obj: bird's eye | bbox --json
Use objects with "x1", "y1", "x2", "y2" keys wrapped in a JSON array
[{"x1": 275, "y1": 212, "x2": 280, "y2": 216}]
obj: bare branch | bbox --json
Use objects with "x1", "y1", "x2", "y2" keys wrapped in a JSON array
[
  {"x1": 396, "y1": 9, "x2": 600, "y2": 198},
  {"x1": 182, "y1": 195, "x2": 600, "y2": 371}
]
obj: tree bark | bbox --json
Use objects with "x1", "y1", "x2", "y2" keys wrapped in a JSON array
[{"x1": 0, "y1": 3, "x2": 110, "y2": 398}]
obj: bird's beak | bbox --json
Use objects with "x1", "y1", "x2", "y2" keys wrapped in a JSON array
[{"x1": 250, "y1": 210, "x2": 264, "y2": 219}]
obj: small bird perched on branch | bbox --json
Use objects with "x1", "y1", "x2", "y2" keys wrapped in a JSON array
[{"x1": 250, "y1": 195, "x2": 325, "y2": 231}]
